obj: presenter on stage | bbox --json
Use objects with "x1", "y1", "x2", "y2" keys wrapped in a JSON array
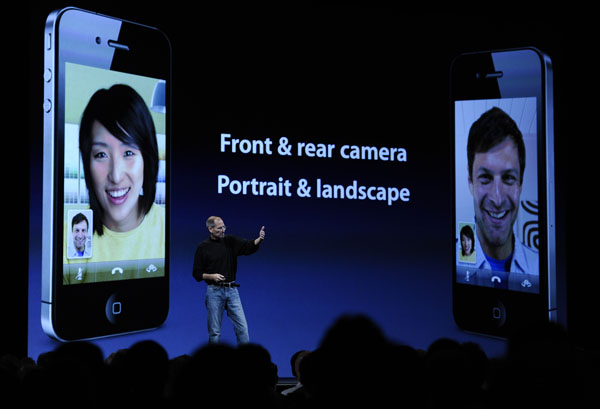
[{"x1": 193, "y1": 216, "x2": 265, "y2": 344}]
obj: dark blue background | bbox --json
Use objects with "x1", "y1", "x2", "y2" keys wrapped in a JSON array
[{"x1": 18, "y1": 4, "x2": 582, "y2": 378}]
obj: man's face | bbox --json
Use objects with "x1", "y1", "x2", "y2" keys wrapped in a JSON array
[
  {"x1": 72, "y1": 220, "x2": 88, "y2": 251},
  {"x1": 209, "y1": 218, "x2": 226, "y2": 239},
  {"x1": 469, "y1": 137, "x2": 522, "y2": 253}
]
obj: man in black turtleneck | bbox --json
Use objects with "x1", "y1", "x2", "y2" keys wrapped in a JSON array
[{"x1": 193, "y1": 216, "x2": 265, "y2": 344}]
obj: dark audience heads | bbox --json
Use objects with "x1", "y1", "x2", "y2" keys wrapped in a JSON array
[
  {"x1": 424, "y1": 337, "x2": 489, "y2": 408},
  {"x1": 2, "y1": 315, "x2": 593, "y2": 409},
  {"x1": 307, "y1": 314, "x2": 421, "y2": 407},
  {"x1": 290, "y1": 349, "x2": 310, "y2": 380},
  {"x1": 489, "y1": 320, "x2": 585, "y2": 409}
]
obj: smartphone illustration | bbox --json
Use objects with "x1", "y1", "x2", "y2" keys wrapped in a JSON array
[
  {"x1": 42, "y1": 7, "x2": 171, "y2": 341},
  {"x1": 451, "y1": 48, "x2": 555, "y2": 337}
]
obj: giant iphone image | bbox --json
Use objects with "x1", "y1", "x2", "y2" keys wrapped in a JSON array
[
  {"x1": 42, "y1": 8, "x2": 171, "y2": 340},
  {"x1": 451, "y1": 48, "x2": 556, "y2": 337}
]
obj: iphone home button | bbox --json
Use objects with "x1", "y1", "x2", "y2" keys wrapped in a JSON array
[
  {"x1": 105, "y1": 293, "x2": 123, "y2": 325},
  {"x1": 491, "y1": 300, "x2": 506, "y2": 328}
]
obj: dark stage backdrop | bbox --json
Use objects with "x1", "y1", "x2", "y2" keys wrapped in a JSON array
[{"x1": 20, "y1": 4, "x2": 579, "y2": 378}]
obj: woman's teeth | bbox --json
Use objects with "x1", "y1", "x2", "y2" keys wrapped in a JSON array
[{"x1": 108, "y1": 188, "x2": 129, "y2": 198}]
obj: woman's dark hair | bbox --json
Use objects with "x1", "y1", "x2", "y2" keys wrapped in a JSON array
[
  {"x1": 460, "y1": 224, "x2": 475, "y2": 256},
  {"x1": 79, "y1": 84, "x2": 158, "y2": 236}
]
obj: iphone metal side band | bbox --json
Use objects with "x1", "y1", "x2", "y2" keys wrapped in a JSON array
[
  {"x1": 41, "y1": 9, "x2": 61, "y2": 338},
  {"x1": 543, "y1": 52, "x2": 557, "y2": 320}
]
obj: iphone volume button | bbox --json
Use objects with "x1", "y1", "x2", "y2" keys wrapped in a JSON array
[
  {"x1": 43, "y1": 99, "x2": 52, "y2": 114},
  {"x1": 43, "y1": 68, "x2": 52, "y2": 113}
]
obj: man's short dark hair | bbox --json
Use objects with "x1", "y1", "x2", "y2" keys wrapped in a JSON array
[
  {"x1": 71, "y1": 212, "x2": 89, "y2": 230},
  {"x1": 467, "y1": 107, "x2": 526, "y2": 184}
]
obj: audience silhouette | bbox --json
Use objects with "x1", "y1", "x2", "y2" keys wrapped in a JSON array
[{"x1": 1, "y1": 314, "x2": 595, "y2": 408}]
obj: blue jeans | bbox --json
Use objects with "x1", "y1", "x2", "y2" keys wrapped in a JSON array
[{"x1": 205, "y1": 284, "x2": 249, "y2": 344}]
